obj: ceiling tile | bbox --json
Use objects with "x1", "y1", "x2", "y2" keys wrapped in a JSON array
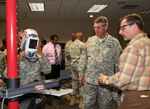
[{"x1": 0, "y1": 0, "x2": 150, "y2": 21}]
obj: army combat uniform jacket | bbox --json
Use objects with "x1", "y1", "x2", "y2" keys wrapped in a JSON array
[
  {"x1": 0, "y1": 51, "x2": 7, "y2": 79},
  {"x1": 4, "y1": 55, "x2": 51, "y2": 85},
  {"x1": 65, "y1": 40, "x2": 73, "y2": 69},
  {"x1": 78, "y1": 34, "x2": 122, "y2": 85},
  {"x1": 69, "y1": 39, "x2": 84, "y2": 96},
  {"x1": 69, "y1": 39, "x2": 84, "y2": 67}
]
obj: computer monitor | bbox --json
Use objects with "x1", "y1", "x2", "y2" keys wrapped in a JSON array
[{"x1": 59, "y1": 69, "x2": 71, "y2": 79}]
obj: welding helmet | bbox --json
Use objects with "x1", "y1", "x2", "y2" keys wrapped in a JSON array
[{"x1": 20, "y1": 29, "x2": 39, "y2": 58}]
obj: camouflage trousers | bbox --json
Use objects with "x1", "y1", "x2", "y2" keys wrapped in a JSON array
[
  {"x1": 70, "y1": 65, "x2": 83, "y2": 98},
  {"x1": 83, "y1": 82, "x2": 113, "y2": 109},
  {"x1": 112, "y1": 87, "x2": 122, "y2": 106},
  {"x1": 65, "y1": 65, "x2": 71, "y2": 70}
]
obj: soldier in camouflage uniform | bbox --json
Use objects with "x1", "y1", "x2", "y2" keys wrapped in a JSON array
[
  {"x1": 69, "y1": 32, "x2": 84, "y2": 108},
  {"x1": 4, "y1": 51, "x2": 51, "y2": 85},
  {"x1": 4, "y1": 29, "x2": 51, "y2": 85},
  {"x1": 0, "y1": 51, "x2": 7, "y2": 85},
  {"x1": 78, "y1": 16, "x2": 122, "y2": 109},
  {"x1": 65, "y1": 33, "x2": 76, "y2": 70},
  {"x1": 63, "y1": 33, "x2": 76, "y2": 102}
]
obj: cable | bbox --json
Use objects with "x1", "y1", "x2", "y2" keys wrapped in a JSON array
[
  {"x1": 1, "y1": 97, "x2": 5, "y2": 109},
  {"x1": 8, "y1": 94, "x2": 23, "y2": 99},
  {"x1": 44, "y1": 89, "x2": 52, "y2": 95},
  {"x1": 0, "y1": 94, "x2": 23, "y2": 109}
]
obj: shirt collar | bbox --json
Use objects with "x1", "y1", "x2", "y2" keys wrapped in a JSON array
[
  {"x1": 50, "y1": 41, "x2": 57, "y2": 47},
  {"x1": 128, "y1": 33, "x2": 147, "y2": 46}
]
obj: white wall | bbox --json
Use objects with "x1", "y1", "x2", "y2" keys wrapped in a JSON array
[
  {"x1": 0, "y1": 20, "x2": 6, "y2": 47},
  {"x1": 17, "y1": 20, "x2": 94, "y2": 44},
  {"x1": 0, "y1": 19, "x2": 119, "y2": 46},
  {"x1": 0, "y1": 18, "x2": 150, "y2": 49}
]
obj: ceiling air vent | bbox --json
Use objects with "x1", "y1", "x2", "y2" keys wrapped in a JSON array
[
  {"x1": 121, "y1": 5, "x2": 139, "y2": 9},
  {"x1": 0, "y1": 0, "x2": 5, "y2": 5}
]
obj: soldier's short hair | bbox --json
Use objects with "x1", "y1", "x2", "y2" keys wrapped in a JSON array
[
  {"x1": 119, "y1": 13, "x2": 145, "y2": 30},
  {"x1": 94, "y1": 16, "x2": 108, "y2": 25}
]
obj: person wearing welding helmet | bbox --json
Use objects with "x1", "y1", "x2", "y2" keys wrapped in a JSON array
[{"x1": 4, "y1": 29, "x2": 51, "y2": 85}]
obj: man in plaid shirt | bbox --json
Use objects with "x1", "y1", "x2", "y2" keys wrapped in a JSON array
[{"x1": 98, "y1": 13, "x2": 150, "y2": 109}]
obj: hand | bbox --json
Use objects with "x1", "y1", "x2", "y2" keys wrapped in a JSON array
[
  {"x1": 66, "y1": 45, "x2": 69, "y2": 47},
  {"x1": 0, "y1": 79, "x2": 3, "y2": 86},
  {"x1": 18, "y1": 51, "x2": 27, "y2": 61},
  {"x1": 78, "y1": 76, "x2": 84, "y2": 86},
  {"x1": 36, "y1": 47, "x2": 45, "y2": 56},
  {"x1": 114, "y1": 87, "x2": 120, "y2": 92},
  {"x1": 18, "y1": 30, "x2": 23, "y2": 37},
  {"x1": 98, "y1": 73, "x2": 106, "y2": 84}
]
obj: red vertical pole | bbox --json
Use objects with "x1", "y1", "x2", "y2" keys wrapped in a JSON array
[{"x1": 6, "y1": 0, "x2": 18, "y2": 108}]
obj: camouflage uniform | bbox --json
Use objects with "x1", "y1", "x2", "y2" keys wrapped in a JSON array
[
  {"x1": 4, "y1": 55, "x2": 51, "y2": 85},
  {"x1": 78, "y1": 34, "x2": 122, "y2": 109},
  {"x1": 0, "y1": 51, "x2": 7, "y2": 80},
  {"x1": 69, "y1": 39, "x2": 84, "y2": 97},
  {"x1": 79, "y1": 43, "x2": 87, "y2": 98},
  {"x1": 65, "y1": 40, "x2": 73, "y2": 70}
]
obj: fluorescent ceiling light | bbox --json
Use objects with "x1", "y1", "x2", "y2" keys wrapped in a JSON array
[
  {"x1": 29, "y1": 3, "x2": 44, "y2": 11},
  {"x1": 87, "y1": 5, "x2": 108, "y2": 13}
]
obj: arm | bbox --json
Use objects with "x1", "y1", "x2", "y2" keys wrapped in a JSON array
[
  {"x1": 113, "y1": 40, "x2": 122, "y2": 74},
  {"x1": 79, "y1": 76, "x2": 84, "y2": 86},
  {"x1": 65, "y1": 42, "x2": 71, "y2": 61},
  {"x1": 78, "y1": 46, "x2": 88, "y2": 86},
  {"x1": 98, "y1": 48, "x2": 139, "y2": 90},
  {"x1": 38, "y1": 47, "x2": 51, "y2": 74},
  {"x1": 78, "y1": 43, "x2": 85, "y2": 86},
  {"x1": 39, "y1": 55, "x2": 51, "y2": 74}
]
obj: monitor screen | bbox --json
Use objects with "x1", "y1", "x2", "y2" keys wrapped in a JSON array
[{"x1": 29, "y1": 39, "x2": 37, "y2": 49}]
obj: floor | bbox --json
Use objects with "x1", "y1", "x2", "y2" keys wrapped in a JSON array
[
  {"x1": 43, "y1": 97, "x2": 118, "y2": 109},
  {"x1": 0, "y1": 97, "x2": 118, "y2": 109}
]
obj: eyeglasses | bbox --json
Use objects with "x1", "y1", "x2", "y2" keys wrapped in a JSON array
[
  {"x1": 93, "y1": 25, "x2": 106, "y2": 29},
  {"x1": 120, "y1": 23, "x2": 134, "y2": 30}
]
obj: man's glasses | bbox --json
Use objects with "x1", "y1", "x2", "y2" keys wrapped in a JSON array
[
  {"x1": 120, "y1": 23, "x2": 134, "y2": 30},
  {"x1": 93, "y1": 25, "x2": 106, "y2": 29}
]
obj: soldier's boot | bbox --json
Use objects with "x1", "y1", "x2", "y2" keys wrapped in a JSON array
[
  {"x1": 79, "y1": 98, "x2": 83, "y2": 109},
  {"x1": 76, "y1": 95, "x2": 80, "y2": 98},
  {"x1": 63, "y1": 94, "x2": 72, "y2": 101},
  {"x1": 70, "y1": 96, "x2": 79, "y2": 106}
]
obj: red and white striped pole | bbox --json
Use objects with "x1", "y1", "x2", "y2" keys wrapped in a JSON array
[{"x1": 6, "y1": 0, "x2": 18, "y2": 108}]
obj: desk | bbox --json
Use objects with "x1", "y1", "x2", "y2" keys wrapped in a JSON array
[
  {"x1": 32, "y1": 88, "x2": 73, "y2": 96},
  {"x1": 19, "y1": 88, "x2": 73, "y2": 109}
]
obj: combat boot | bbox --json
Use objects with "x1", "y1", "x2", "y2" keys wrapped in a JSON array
[
  {"x1": 79, "y1": 98, "x2": 83, "y2": 109},
  {"x1": 76, "y1": 95, "x2": 80, "y2": 98},
  {"x1": 63, "y1": 94, "x2": 72, "y2": 101},
  {"x1": 70, "y1": 96, "x2": 79, "y2": 106}
]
